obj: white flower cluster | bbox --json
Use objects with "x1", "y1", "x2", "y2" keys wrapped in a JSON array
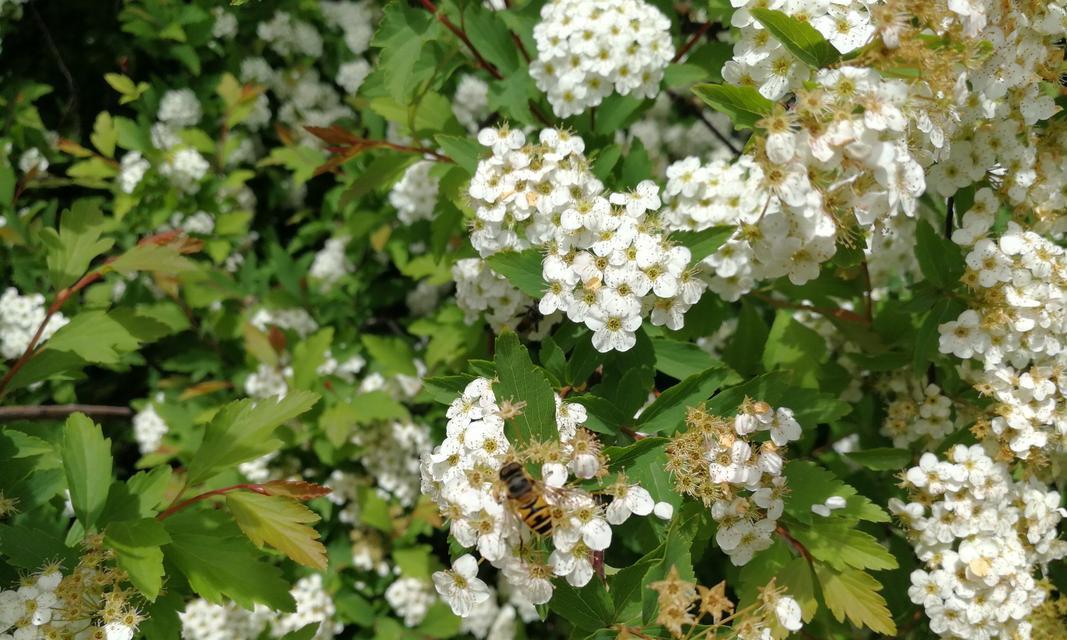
[
  {"x1": 388, "y1": 161, "x2": 439, "y2": 225},
  {"x1": 132, "y1": 402, "x2": 169, "y2": 455},
  {"x1": 422, "y1": 378, "x2": 665, "y2": 616},
  {"x1": 879, "y1": 379, "x2": 956, "y2": 448},
  {"x1": 245, "y1": 363, "x2": 292, "y2": 400},
  {"x1": 352, "y1": 421, "x2": 432, "y2": 507},
  {"x1": 530, "y1": 0, "x2": 674, "y2": 117},
  {"x1": 384, "y1": 577, "x2": 436, "y2": 627},
  {"x1": 309, "y1": 236, "x2": 353, "y2": 290},
  {"x1": 939, "y1": 207, "x2": 1066, "y2": 459},
  {"x1": 893, "y1": 445, "x2": 1067, "y2": 640},
  {"x1": 257, "y1": 11, "x2": 323, "y2": 58},
  {"x1": 158, "y1": 89, "x2": 202, "y2": 128},
  {"x1": 452, "y1": 258, "x2": 536, "y2": 333},
  {"x1": 159, "y1": 148, "x2": 211, "y2": 194},
  {"x1": 452, "y1": 75, "x2": 491, "y2": 134},
  {"x1": 707, "y1": 404, "x2": 801, "y2": 566},
  {"x1": 251, "y1": 308, "x2": 319, "y2": 338},
  {"x1": 117, "y1": 152, "x2": 150, "y2": 194},
  {"x1": 320, "y1": 1, "x2": 376, "y2": 56},
  {"x1": 668, "y1": 402, "x2": 802, "y2": 566},
  {"x1": 167, "y1": 210, "x2": 215, "y2": 235},
  {"x1": 18, "y1": 147, "x2": 48, "y2": 174},
  {"x1": 180, "y1": 575, "x2": 338, "y2": 640},
  {"x1": 336, "y1": 59, "x2": 371, "y2": 95},
  {"x1": 0, "y1": 287, "x2": 68, "y2": 360},
  {"x1": 459, "y1": 584, "x2": 537, "y2": 640},
  {"x1": 467, "y1": 126, "x2": 700, "y2": 351}
]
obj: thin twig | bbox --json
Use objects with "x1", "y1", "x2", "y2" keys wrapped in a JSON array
[
  {"x1": 667, "y1": 90, "x2": 741, "y2": 156},
  {"x1": 776, "y1": 524, "x2": 814, "y2": 562},
  {"x1": 672, "y1": 22, "x2": 712, "y2": 63},
  {"x1": 512, "y1": 33, "x2": 531, "y2": 64},
  {"x1": 419, "y1": 0, "x2": 503, "y2": 80},
  {"x1": 0, "y1": 268, "x2": 105, "y2": 399},
  {"x1": 0, "y1": 405, "x2": 133, "y2": 421},
  {"x1": 30, "y1": 0, "x2": 80, "y2": 135},
  {"x1": 156, "y1": 483, "x2": 270, "y2": 521}
]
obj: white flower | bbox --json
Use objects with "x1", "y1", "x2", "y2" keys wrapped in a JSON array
[
  {"x1": 775, "y1": 595, "x2": 803, "y2": 631},
  {"x1": 606, "y1": 484, "x2": 654, "y2": 525},
  {"x1": 433, "y1": 555, "x2": 491, "y2": 618}
]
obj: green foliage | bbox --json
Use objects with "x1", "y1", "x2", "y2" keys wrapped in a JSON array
[
  {"x1": 750, "y1": 9, "x2": 842, "y2": 68},
  {"x1": 225, "y1": 491, "x2": 327, "y2": 570},
  {"x1": 493, "y1": 332, "x2": 557, "y2": 444},
  {"x1": 691, "y1": 83, "x2": 774, "y2": 129},
  {"x1": 61, "y1": 413, "x2": 113, "y2": 531}
]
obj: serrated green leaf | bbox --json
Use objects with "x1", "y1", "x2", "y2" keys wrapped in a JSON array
[
  {"x1": 105, "y1": 518, "x2": 170, "y2": 600},
  {"x1": 291, "y1": 328, "x2": 333, "y2": 390},
  {"x1": 692, "y1": 83, "x2": 773, "y2": 129},
  {"x1": 750, "y1": 8, "x2": 842, "y2": 68},
  {"x1": 550, "y1": 578, "x2": 613, "y2": 632},
  {"x1": 816, "y1": 565, "x2": 897, "y2": 635},
  {"x1": 494, "y1": 332, "x2": 557, "y2": 445},
  {"x1": 226, "y1": 491, "x2": 327, "y2": 570},
  {"x1": 485, "y1": 249, "x2": 546, "y2": 298},
  {"x1": 463, "y1": 5, "x2": 520, "y2": 75},
  {"x1": 91, "y1": 112, "x2": 117, "y2": 158},
  {"x1": 792, "y1": 521, "x2": 898, "y2": 571},
  {"x1": 109, "y1": 242, "x2": 200, "y2": 276},
  {"x1": 185, "y1": 391, "x2": 319, "y2": 485},
  {"x1": 783, "y1": 460, "x2": 890, "y2": 524},
  {"x1": 163, "y1": 510, "x2": 295, "y2": 611},
  {"x1": 361, "y1": 334, "x2": 417, "y2": 376},
  {"x1": 61, "y1": 413, "x2": 113, "y2": 531},
  {"x1": 40, "y1": 200, "x2": 114, "y2": 289},
  {"x1": 636, "y1": 366, "x2": 735, "y2": 434},
  {"x1": 433, "y1": 135, "x2": 484, "y2": 175}
]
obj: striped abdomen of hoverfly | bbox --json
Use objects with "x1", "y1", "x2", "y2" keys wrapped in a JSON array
[{"x1": 499, "y1": 461, "x2": 554, "y2": 536}]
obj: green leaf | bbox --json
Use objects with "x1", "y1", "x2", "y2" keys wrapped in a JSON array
[
  {"x1": 319, "y1": 394, "x2": 410, "y2": 447},
  {"x1": 415, "y1": 601, "x2": 461, "y2": 638},
  {"x1": 463, "y1": 5, "x2": 520, "y2": 74},
  {"x1": 40, "y1": 200, "x2": 114, "y2": 289},
  {"x1": 915, "y1": 220, "x2": 964, "y2": 289},
  {"x1": 373, "y1": 2, "x2": 435, "y2": 103},
  {"x1": 636, "y1": 366, "x2": 735, "y2": 434},
  {"x1": 672, "y1": 225, "x2": 735, "y2": 263},
  {"x1": 361, "y1": 334, "x2": 418, "y2": 376},
  {"x1": 783, "y1": 460, "x2": 890, "y2": 524},
  {"x1": 844, "y1": 447, "x2": 914, "y2": 470},
  {"x1": 913, "y1": 297, "x2": 962, "y2": 373},
  {"x1": 815, "y1": 565, "x2": 897, "y2": 635},
  {"x1": 163, "y1": 510, "x2": 295, "y2": 611},
  {"x1": 433, "y1": 135, "x2": 484, "y2": 175},
  {"x1": 61, "y1": 413, "x2": 113, "y2": 531},
  {"x1": 185, "y1": 391, "x2": 319, "y2": 485},
  {"x1": 791, "y1": 521, "x2": 898, "y2": 571},
  {"x1": 91, "y1": 112, "x2": 117, "y2": 158},
  {"x1": 779, "y1": 555, "x2": 819, "y2": 622},
  {"x1": 493, "y1": 332, "x2": 557, "y2": 445},
  {"x1": 611, "y1": 557, "x2": 657, "y2": 624},
  {"x1": 485, "y1": 249, "x2": 546, "y2": 298},
  {"x1": 650, "y1": 337, "x2": 730, "y2": 380},
  {"x1": 105, "y1": 518, "x2": 171, "y2": 600},
  {"x1": 750, "y1": 8, "x2": 842, "y2": 68},
  {"x1": 43, "y1": 310, "x2": 156, "y2": 365},
  {"x1": 0, "y1": 524, "x2": 80, "y2": 571},
  {"x1": 109, "y1": 242, "x2": 200, "y2": 276},
  {"x1": 761, "y1": 311, "x2": 828, "y2": 389},
  {"x1": 278, "y1": 625, "x2": 319, "y2": 640},
  {"x1": 692, "y1": 83, "x2": 774, "y2": 130},
  {"x1": 642, "y1": 504, "x2": 705, "y2": 620},
  {"x1": 226, "y1": 491, "x2": 327, "y2": 570},
  {"x1": 550, "y1": 578, "x2": 613, "y2": 633},
  {"x1": 291, "y1": 328, "x2": 333, "y2": 390}
]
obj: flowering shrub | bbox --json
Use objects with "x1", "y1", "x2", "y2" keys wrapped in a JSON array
[{"x1": 1, "y1": 1, "x2": 1066, "y2": 640}]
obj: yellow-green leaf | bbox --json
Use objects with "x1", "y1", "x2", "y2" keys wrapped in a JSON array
[
  {"x1": 226, "y1": 491, "x2": 327, "y2": 570},
  {"x1": 816, "y1": 565, "x2": 897, "y2": 635}
]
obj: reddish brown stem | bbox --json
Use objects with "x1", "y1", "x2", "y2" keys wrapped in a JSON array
[
  {"x1": 419, "y1": 0, "x2": 503, "y2": 80},
  {"x1": 673, "y1": 22, "x2": 712, "y2": 63},
  {"x1": 512, "y1": 33, "x2": 531, "y2": 64},
  {"x1": 0, "y1": 268, "x2": 105, "y2": 399},
  {"x1": 621, "y1": 426, "x2": 647, "y2": 441},
  {"x1": 776, "y1": 524, "x2": 814, "y2": 562},
  {"x1": 156, "y1": 483, "x2": 269, "y2": 521}
]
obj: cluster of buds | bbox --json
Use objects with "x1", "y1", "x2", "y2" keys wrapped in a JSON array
[
  {"x1": 647, "y1": 568, "x2": 802, "y2": 639},
  {"x1": 666, "y1": 400, "x2": 801, "y2": 565}
]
